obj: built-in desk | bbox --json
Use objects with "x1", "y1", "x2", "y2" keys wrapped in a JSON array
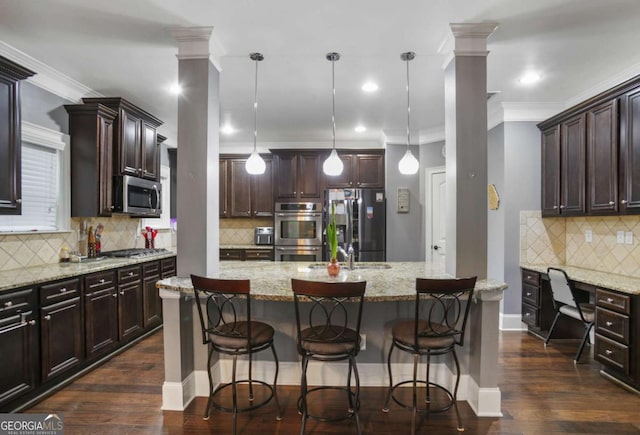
[{"x1": 520, "y1": 264, "x2": 640, "y2": 392}]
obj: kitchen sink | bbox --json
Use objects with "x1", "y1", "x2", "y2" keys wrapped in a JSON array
[{"x1": 307, "y1": 263, "x2": 391, "y2": 270}]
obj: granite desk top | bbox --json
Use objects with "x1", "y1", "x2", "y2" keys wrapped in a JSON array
[
  {"x1": 157, "y1": 261, "x2": 507, "y2": 302},
  {"x1": 0, "y1": 252, "x2": 176, "y2": 293},
  {"x1": 520, "y1": 263, "x2": 640, "y2": 295}
]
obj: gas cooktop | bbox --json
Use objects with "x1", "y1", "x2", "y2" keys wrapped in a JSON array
[{"x1": 101, "y1": 248, "x2": 170, "y2": 258}]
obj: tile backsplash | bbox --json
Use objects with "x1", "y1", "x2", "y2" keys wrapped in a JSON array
[
  {"x1": 0, "y1": 216, "x2": 176, "y2": 271},
  {"x1": 220, "y1": 218, "x2": 273, "y2": 245},
  {"x1": 521, "y1": 211, "x2": 640, "y2": 278}
]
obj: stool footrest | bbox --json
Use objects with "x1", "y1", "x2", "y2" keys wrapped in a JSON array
[
  {"x1": 297, "y1": 385, "x2": 361, "y2": 423},
  {"x1": 387, "y1": 380, "x2": 456, "y2": 414},
  {"x1": 210, "y1": 379, "x2": 275, "y2": 414}
]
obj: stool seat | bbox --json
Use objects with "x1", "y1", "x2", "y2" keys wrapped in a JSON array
[
  {"x1": 209, "y1": 321, "x2": 275, "y2": 349},
  {"x1": 300, "y1": 326, "x2": 360, "y2": 355},
  {"x1": 391, "y1": 320, "x2": 456, "y2": 349}
]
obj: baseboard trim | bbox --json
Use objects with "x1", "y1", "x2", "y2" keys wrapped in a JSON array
[
  {"x1": 500, "y1": 313, "x2": 528, "y2": 331},
  {"x1": 161, "y1": 372, "x2": 196, "y2": 411},
  {"x1": 467, "y1": 377, "x2": 503, "y2": 417}
]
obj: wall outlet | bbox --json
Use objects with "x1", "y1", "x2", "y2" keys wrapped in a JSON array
[
  {"x1": 360, "y1": 333, "x2": 366, "y2": 351},
  {"x1": 625, "y1": 231, "x2": 634, "y2": 245},
  {"x1": 585, "y1": 229, "x2": 592, "y2": 243},
  {"x1": 617, "y1": 231, "x2": 625, "y2": 244}
]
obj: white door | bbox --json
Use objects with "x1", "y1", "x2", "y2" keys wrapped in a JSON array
[{"x1": 425, "y1": 168, "x2": 446, "y2": 263}]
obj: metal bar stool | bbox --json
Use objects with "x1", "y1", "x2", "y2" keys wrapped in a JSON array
[
  {"x1": 545, "y1": 267, "x2": 596, "y2": 362},
  {"x1": 291, "y1": 278, "x2": 367, "y2": 435},
  {"x1": 191, "y1": 275, "x2": 283, "y2": 434},
  {"x1": 382, "y1": 276, "x2": 477, "y2": 433}
]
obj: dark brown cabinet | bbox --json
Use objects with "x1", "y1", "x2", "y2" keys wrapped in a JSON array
[
  {"x1": 220, "y1": 248, "x2": 273, "y2": 261},
  {"x1": 272, "y1": 151, "x2": 323, "y2": 200},
  {"x1": 65, "y1": 103, "x2": 118, "y2": 216},
  {"x1": 324, "y1": 151, "x2": 385, "y2": 189},
  {"x1": 0, "y1": 56, "x2": 35, "y2": 215},
  {"x1": 222, "y1": 155, "x2": 273, "y2": 218},
  {"x1": 619, "y1": 87, "x2": 640, "y2": 213},
  {"x1": 143, "y1": 262, "x2": 161, "y2": 329},
  {"x1": 520, "y1": 269, "x2": 555, "y2": 336},
  {"x1": 117, "y1": 265, "x2": 143, "y2": 341},
  {"x1": 84, "y1": 271, "x2": 118, "y2": 359},
  {"x1": 39, "y1": 278, "x2": 83, "y2": 382},
  {"x1": 0, "y1": 288, "x2": 38, "y2": 409},
  {"x1": 587, "y1": 99, "x2": 618, "y2": 214},
  {"x1": 220, "y1": 159, "x2": 228, "y2": 218},
  {"x1": 160, "y1": 257, "x2": 177, "y2": 279},
  {"x1": 82, "y1": 97, "x2": 163, "y2": 182}
]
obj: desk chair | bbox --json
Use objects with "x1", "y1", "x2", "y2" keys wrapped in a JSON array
[
  {"x1": 191, "y1": 275, "x2": 283, "y2": 434},
  {"x1": 291, "y1": 279, "x2": 366, "y2": 435},
  {"x1": 382, "y1": 276, "x2": 477, "y2": 433},
  {"x1": 545, "y1": 267, "x2": 596, "y2": 362}
]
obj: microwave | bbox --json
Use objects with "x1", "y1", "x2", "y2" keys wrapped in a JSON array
[{"x1": 113, "y1": 175, "x2": 161, "y2": 216}]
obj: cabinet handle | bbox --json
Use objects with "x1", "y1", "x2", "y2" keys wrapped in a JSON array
[
  {"x1": 559, "y1": 205, "x2": 565, "y2": 209},
  {"x1": 16, "y1": 198, "x2": 22, "y2": 204},
  {"x1": 609, "y1": 201, "x2": 615, "y2": 205},
  {"x1": 60, "y1": 287, "x2": 67, "y2": 293},
  {"x1": 113, "y1": 293, "x2": 118, "y2": 298},
  {"x1": 607, "y1": 297, "x2": 614, "y2": 303},
  {"x1": 605, "y1": 349, "x2": 613, "y2": 355},
  {"x1": 524, "y1": 312, "x2": 531, "y2": 316},
  {"x1": 119, "y1": 291, "x2": 125, "y2": 295},
  {"x1": 552, "y1": 205, "x2": 558, "y2": 209},
  {"x1": 4, "y1": 301, "x2": 13, "y2": 307},
  {"x1": 110, "y1": 205, "x2": 115, "y2": 210},
  {"x1": 526, "y1": 292, "x2": 532, "y2": 297},
  {"x1": 293, "y1": 191, "x2": 296, "y2": 195},
  {"x1": 44, "y1": 315, "x2": 51, "y2": 321},
  {"x1": 247, "y1": 211, "x2": 251, "y2": 215},
  {"x1": 621, "y1": 199, "x2": 628, "y2": 204},
  {"x1": 606, "y1": 321, "x2": 613, "y2": 327},
  {"x1": 99, "y1": 279, "x2": 105, "y2": 284},
  {"x1": 28, "y1": 320, "x2": 36, "y2": 326},
  {"x1": 128, "y1": 272, "x2": 134, "y2": 277},
  {"x1": 526, "y1": 275, "x2": 532, "y2": 280}
]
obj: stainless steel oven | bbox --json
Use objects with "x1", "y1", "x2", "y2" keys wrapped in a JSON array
[
  {"x1": 274, "y1": 202, "x2": 323, "y2": 247},
  {"x1": 274, "y1": 246, "x2": 323, "y2": 262}
]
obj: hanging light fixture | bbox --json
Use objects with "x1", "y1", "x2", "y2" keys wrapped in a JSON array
[
  {"x1": 323, "y1": 52, "x2": 344, "y2": 176},
  {"x1": 245, "y1": 52, "x2": 266, "y2": 175},
  {"x1": 398, "y1": 51, "x2": 420, "y2": 175}
]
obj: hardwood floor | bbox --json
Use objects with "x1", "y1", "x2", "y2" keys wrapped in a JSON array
[{"x1": 26, "y1": 330, "x2": 640, "y2": 434}]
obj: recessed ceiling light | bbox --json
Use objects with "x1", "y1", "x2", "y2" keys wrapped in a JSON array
[
  {"x1": 169, "y1": 82, "x2": 182, "y2": 95},
  {"x1": 220, "y1": 124, "x2": 235, "y2": 135},
  {"x1": 354, "y1": 125, "x2": 366, "y2": 133},
  {"x1": 519, "y1": 72, "x2": 541, "y2": 85},
  {"x1": 362, "y1": 82, "x2": 379, "y2": 93}
]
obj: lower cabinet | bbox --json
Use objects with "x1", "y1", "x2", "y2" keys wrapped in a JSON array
[
  {"x1": 143, "y1": 261, "x2": 161, "y2": 328},
  {"x1": 220, "y1": 248, "x2": 273, "y2": 261},
  {"x1": 0, "y1": 288, "x2": 38, "y2": 409},
  {"x1": 520, "y1": 269, "x2": 555, "y2": 336},
  {"x1": 84, "y1": 271, "x2": 118, "y2": 359},
  {"x1": 117, "y1": 266, "x2": 144, "y2": 341}
]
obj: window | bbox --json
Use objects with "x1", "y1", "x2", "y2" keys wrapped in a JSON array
[{"x1": 0, "y1": 122, "x2": 69, "y2": 232}]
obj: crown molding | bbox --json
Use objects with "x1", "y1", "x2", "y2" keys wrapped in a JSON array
[
  {"x1": 0, "y1": 41, "x2": 102, "y2": 102},
  {"x1": 564, "y1": 60, "x2": 640, "y2": 109},
  {"x1": 171, "y1": 26, "x2": 224, "y2": 71},
  {"x1": 22, "y1": 121, "x2": 69, "y2": 151}
]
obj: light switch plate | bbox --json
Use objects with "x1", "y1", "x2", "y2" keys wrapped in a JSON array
[
  {"x1": 585, "y1": 230, "x2": 592, "y2": 243},
  {"x1": 625, "y1": 231, "x2": 634, "y2": 245},
  {"x1": 617, "y1": 231, "x2": 625, "y2": 244}
]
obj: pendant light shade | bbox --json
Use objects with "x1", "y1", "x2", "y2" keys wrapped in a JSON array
[
  {"x1": 323, "y1": 52, "x2": 344, "y2": 176},
  {"x1": 398, "y1": 51, "x2": 419, "y2": 175},
  {"x1": 245, "y1": 52, "x2": 266, "y2": 175}
]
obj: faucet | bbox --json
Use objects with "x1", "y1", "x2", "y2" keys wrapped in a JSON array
[{"x1": 337, "y1": 245, "x2": 355, "y2": 270}]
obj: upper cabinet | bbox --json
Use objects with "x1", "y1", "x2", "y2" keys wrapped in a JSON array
[
  {"x1": 82, "y1": 97, "x2": 163, "y2": 181},
  {"x1": 220, "y1": 154, "x2": 273, "y2": 218},
  {"x1": 272, "y1": 150, "x2": 323, "y2": 200},
  {"x1": 0, "y1": 56, "x2": 36, "y2": 215},
  {"x1": 324, "y1": 151, "x2": 385, "y2": 189},
  {"x1": 538, "y1": 74, "x2": 640, "y2": 217}
]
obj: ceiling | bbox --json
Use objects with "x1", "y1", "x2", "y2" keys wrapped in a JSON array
[{"x1": 1, "y1": 0, "x2": 640, "y2": 149}]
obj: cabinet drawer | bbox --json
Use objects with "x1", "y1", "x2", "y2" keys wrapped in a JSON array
[
  {"x1": 522, "y1": 283, "x2": 540, "y2": 306},
  {"x1": 596, "y1": 288, "x2": 630, "y2": 315},
  {"x1": 595, "y1": 334, "x2": 629, "y2": 375},
  {"x1": 85, "y1": 271, "x2": 116, "y2": 293},
  {"x1": 522, "y1": 269, "x2": 540, "y2": 286},
  {"x1": 596, "y1": 307, "x2": 630, "y2": 345},
  {"x1": 143, "y1": 261, "x2": 160, "y2": 278},
  {"x1": 522, "y1": 303, "x2": 539, "y2": 327},
  {"x1": 245, "y1": 250, "x2": 273, "y2": 261},
  {"x1": 220, "y1": 249, "x2": 243, "y2": 261},
  {"x1": 40, "y1": 278, "x2": 81, "y2": 306},
  {"x1": 160, "y1": 257, "x2": 176, "y2": 276},
  {"x1": 118, "y1": 265, "x2": 141, "y2": 284},
  {"x1": 0, "y1": 289, "x2": 34, "y2": 318}
]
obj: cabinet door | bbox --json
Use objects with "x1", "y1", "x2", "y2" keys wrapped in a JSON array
[
  {"x1": 219, "y1": 159, "x2": 228, "y2": 218},
  {"x1": 141, "y1": 121, "x2": 158, "y2": 180},
  {"x1": 0, "y1": 76, "x2": 22, "y2": 214},
  {"x1": 85, "y1": 288, "x2": 118, "y2": 358},
  {"x1": 620, "y1": 87, "x2": 640, "y2": 213},
  {"x1": 324, "y1": 154, "x2": 353, "y2": 189},
  {"x1": 298, "y1": 152, "x2": 322, "y2": 199},
  {"x1": 118, "y1": 281, "x2": 144, "y2": 341},
  {"x1": 541, "y1": 125, "x2": 561, "y2": 216},
  {"x1": 0, "y1": 311, "x2": 37, "y2": 408},
  {"x1": 560, "y1": 114, "x2": 586, "y2": 215},
  {"x1": 229, "y1": 159, "x2": 252, "y2": 217},
  {"x1": 40, "y1": 297, "x2": 83, "y2": 382},
  {"x1": 160, "y1": 257, "x2": 176, "y2": 279},
  {"x1": 355, "y1": 154, "x2": 385, "y2": 188},
  {"x1": 119, "y1": 110, "x2": 141, "y2": 176},
  {"x1": 252, "y1": 157, "x2": 273, "y2": 216},
  {"x1": 98, "y1": 113, "x2": 115, "y2": 215},
  {"x1": 273, "y1": 152, "x2": 298, "y2": 199},
  {"x1": 143, "y1": 261, "x2": 161, "y2": 328},
  {"x1": 587, "y1": 99, "x2": 618, "y2": 214}
]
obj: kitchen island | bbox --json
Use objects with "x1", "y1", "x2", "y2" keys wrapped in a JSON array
[{"x1": 157, "y1": 261, "x2": 507, "y2": 417}]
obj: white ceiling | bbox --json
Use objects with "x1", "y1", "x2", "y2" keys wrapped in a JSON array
[{"x1": 1, "y1": 0, "x2": 640, "y2": 149}]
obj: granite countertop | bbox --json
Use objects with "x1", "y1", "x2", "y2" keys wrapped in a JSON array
[
  {"x1": 220, "y1": 245, "x2": 273, "y2": 250},
  {"x1": 157, "y1": 261, "x2": 507, "y2": 302},
  {"x1": 520, "y1": 263, "x2": 640, "y2": 295},
  {"x1": 0, "y1": 252, "x2": 176, "y2": 293}
]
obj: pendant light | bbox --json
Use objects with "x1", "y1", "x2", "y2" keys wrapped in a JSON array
[
  {"x1": 398, "y1": 51, "x2": 420, "y2": 175},
  {"x1": 245, "y1": 52, "x2": 266, "y2": 175},
  {"x1": 323, "y1": 52, "x2": 344, "y2": 176}
]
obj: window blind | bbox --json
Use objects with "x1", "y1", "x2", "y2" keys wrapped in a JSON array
[{"x1": 0, "y1": 142, "x2": 58, "y2": 231}]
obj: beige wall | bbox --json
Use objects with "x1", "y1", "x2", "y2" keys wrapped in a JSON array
[
  {"x1": 521, "y1": 210, "x2": 640, "y2": 278},
  {"x1": 219, "y1": 217, "x2": 272, "y2": 245}
]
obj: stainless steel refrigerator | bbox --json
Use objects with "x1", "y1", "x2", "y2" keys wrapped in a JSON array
[{"x1": 325, "y1": 189, "x2": 386, "y2": 262}]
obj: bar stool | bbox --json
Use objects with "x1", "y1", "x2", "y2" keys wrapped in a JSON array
[
  {"x1": 191, "y1": 275, "x2": 283, "y2": 434},
  {"x1": 291, "y1": 278, "x2": 367, "y2": 435},
  {"x1": 382, "y1": 277, "x2": 477, "y2": 433}
]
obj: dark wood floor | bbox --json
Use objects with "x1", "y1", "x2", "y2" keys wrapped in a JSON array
[{"x1": 27, "y1": 330, "x2": 640, "y2": 434}]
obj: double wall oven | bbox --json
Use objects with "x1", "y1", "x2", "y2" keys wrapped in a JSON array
[{"x1": 274, "y1": 202, "x2": 323, "y2": 262}]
